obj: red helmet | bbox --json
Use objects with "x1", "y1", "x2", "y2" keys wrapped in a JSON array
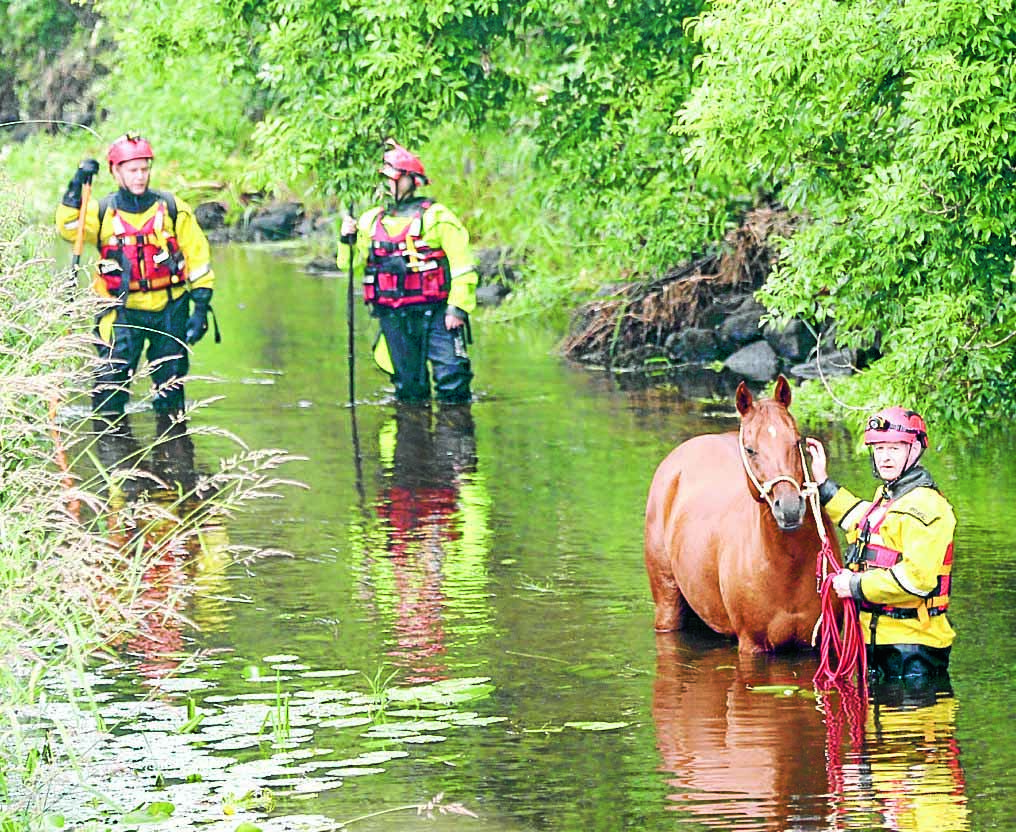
[
  {"x1": 864, "y1": 406, "x2": 928, "y2": 448},
  {"x1": 107, "y1": 133, "x2": 154, "y2": 168},
  {"x1": 379, "y1": 139, "x2": 428, "y2": 184}
]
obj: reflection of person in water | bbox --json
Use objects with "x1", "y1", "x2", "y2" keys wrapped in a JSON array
[
  {"x1": 837, "y1": 679, "x2": 969, "y2": 831},
  {"x1": 93, "y1": 413, "x2": 199, "y2": 505},
  {"x1": 92, "y1": 414, "x2": 231, "y2": 678},
  {"x1": 366, "y1": 403, "x2": 489, "y2": 684}
]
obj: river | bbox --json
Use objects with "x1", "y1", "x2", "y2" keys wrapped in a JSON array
[{"x1": 35, "y1": 242, "x2": 1016, "y2": 831}]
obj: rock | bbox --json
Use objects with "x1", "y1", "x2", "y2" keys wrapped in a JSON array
[
  {"x1": 723, "y1": 339, "x2": 779, "y2": 381},
  {"x1": 195, "y1": 201, "x2": 228, "y2": 230},
  {"x1": 788, "y1": 348, "x2": 857, "y2": 380},
  {"x1": 476, "y1": 246, "x2": 520, "y2": 286},
  {"x1": 718, "y1": 305, "x2": 765, "y2": 350},
  {"x1": 666, "y1": 327, "x2": 721, "y2": 363},
  {"x1": 476, "y1": 283, "x2": 510, "y2": 307},
  {"x1": 304, "y1": 255, "x2": 342, "y2": 276},
  {"x1": 248, "y1": 201, "x2": 305, "y2": 241},
  {"x1": 763, "y1": 318, "x2": 818, "y2": 362}
]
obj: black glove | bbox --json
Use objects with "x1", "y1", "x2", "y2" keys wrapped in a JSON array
[
  {"x1": 185, "y1": 287, "x2": 213, "y2": 345},
  {"x1": 63, "y1": 158, "x2": 101, "y2": 209}
]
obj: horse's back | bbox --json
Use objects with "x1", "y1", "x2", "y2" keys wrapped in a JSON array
[{"x1": 646, "y1": 432, "x2": 741, "y2": 522}]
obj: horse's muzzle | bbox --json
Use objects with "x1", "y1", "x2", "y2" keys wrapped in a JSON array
[{"x1": 772, "y1": 494, "x2": 806, "y2": 532}]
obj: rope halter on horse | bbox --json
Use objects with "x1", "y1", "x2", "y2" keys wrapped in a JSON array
[{"x1": 737, "y1": 423, "x2": 820, "y2": 514}]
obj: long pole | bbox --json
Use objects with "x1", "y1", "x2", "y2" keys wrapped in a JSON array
[
  {"x1": 53, "y1": 173, "x2": 93, "y2": 521},
  {"x1": 346, "y1": 200, "x2": 356, "y2": 406},
  {"x1": 71, "y1": 178, "x2": 92, "y2": 278},
  {"x1": 345, "y1": 200, "x2": 364, "y2": 501}
]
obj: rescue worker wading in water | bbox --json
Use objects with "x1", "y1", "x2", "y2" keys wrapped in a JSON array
[
  {"x1": 806, "y1": 408, "x2": 956, "y2": 681},
  {"x1": 55, "y1": 133, "x2": 217, "y2": 418},
  {"x1": 338, "y1": 140, "x2": 476, "y2": 405}
]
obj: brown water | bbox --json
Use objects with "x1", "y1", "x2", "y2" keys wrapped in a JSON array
[{"x1": 48, "y1": 243, "x2": 1016, "y2": 831}]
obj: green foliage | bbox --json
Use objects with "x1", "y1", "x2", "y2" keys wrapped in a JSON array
[
  {"x1": 681, "y1": 0, "x2": 1016, "y2": 432},
  {"x1": 0, "y1": 0, "x2": 83, "y2": 99},
  {"x1": 497, "y1": 0, "x2": 729, "y2": 273},
  {"x1": 7, "y1": 0, "x2": 1016, "y2": 433}
]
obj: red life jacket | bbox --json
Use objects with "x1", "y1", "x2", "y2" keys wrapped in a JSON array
[
  {"x1": 97, "y1": 198, "x2": 187, "y2": 293},
  {"x1": 854, "y1": 499, "x2": 952, "y2": 619},
  {"x1": 363, "y1": 202, "x2": 450, "y2": 308}
]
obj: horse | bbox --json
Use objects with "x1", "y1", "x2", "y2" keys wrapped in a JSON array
[{"x1": 644, "y1": 375, "x2": 838, "y2": 653}]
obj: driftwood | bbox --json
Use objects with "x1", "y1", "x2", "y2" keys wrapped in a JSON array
[{"x1": 562, "y1": 206, "x2": 800, "y2": 368}]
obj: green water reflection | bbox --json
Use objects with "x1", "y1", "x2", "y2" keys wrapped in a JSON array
[{"x1": 52, "y1": 243, "x2": 1016, "y2": 830}]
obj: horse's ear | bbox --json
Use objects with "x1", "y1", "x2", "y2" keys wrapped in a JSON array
[
  {"x1": 735, "y1": 381, "x2": 753, "y2": 416},
  {"x1": 774, "y1": 374, "x2": 792, "y2": 407}
]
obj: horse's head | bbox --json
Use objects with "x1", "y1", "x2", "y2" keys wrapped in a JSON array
[{"x1": 735, "y1": 375, "x2": 807, "y2": 531}]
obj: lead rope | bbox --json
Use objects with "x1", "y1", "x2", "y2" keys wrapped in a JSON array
[
  {"x1": 801, "y1": 443, "x2": 868, "y2": 808},
  {"x1": 804, "y1": 461, "x2": 867, "y2": 691}
]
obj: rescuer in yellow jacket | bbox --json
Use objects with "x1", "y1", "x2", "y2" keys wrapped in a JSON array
[
  {"x1": 806, "y1": 407, "x2": 956, "y2": 680},
  {"x1": 338, "y1": 139, "x2": 477, "y2": 404},
  {"x1": 55, "y1": 133, "x2": 216, "y2": 417}
]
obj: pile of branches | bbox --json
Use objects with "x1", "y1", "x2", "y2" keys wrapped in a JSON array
[{"x1": 562, "y1": 205, "x2": 800, "y2": 368}]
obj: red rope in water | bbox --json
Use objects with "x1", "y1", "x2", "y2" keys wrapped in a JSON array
[{"x1": 813, "y1": 538, "x2": 868, "y2": 691}]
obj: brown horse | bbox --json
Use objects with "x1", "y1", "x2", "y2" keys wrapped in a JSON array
[{"x1": 644, "y1": 375, "x2": 837, "y2": 653}]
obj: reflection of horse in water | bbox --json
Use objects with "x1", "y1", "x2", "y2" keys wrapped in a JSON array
[
  {"x1": 92, "y1": 414, "x2": 228, "y2": 678},
  {"x1": 653, "y1": 637, "x2": 969, "y2": 830},
  {"x1": 645, "y1": 376, "x2": 838, "y2": 652},
  {"x1": 652, "y1": 633, "x2": 831, "y2": 830},
  {"x1": 372, "y1": 404, "x2": 478, "y2": 684}
]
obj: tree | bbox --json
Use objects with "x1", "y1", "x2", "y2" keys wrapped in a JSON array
[{"x1": 680, "y1": 0, "x2": 1016, "y2": 432}]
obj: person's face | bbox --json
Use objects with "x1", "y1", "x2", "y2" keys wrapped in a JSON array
[
  {"x1": 113, "y1": 158, "x2": 152, "y2": 195},
  {"x1": 870, "y1": 441, "x2": 912, "y2": 480},
  {"x1": 385, "y1": 172, "x2": 415, "y2": 201}
]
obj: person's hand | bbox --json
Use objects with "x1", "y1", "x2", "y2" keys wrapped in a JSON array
[
  {"x1": 340, "y1": 214, "x2": 357, "y2": 244},
  {"x1": 72, "y1": 158, "x2": 100, "y2": 185},
  {"x1": 805, "y1": 437, "x2": 828, "y2": 483},
  {"x1": 445, "y1": 313, "x2": 464, "y2": 330},
  {"x1": 185, "y1": 288, "x2": 212, "y2": 345},
  {"x1": 831, "y1": 570, "x2": 853, "y2": 599}
]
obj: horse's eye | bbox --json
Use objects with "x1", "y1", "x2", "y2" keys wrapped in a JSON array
[{"x1": 745, "y1": 446, "x2": 758, "y2": 456}]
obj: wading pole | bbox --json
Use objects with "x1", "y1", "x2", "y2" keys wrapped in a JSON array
[
  {"x1": 346, "y1": 200, "x2": 356, "y2": 406},
  {"x1": 52, "y1": 170, "x2": 93, "y2": 521},
  {"x1": 71, "y1": 176, "x2": 92, "y2": 283},
  {"x1": 345, "y1": 200, "x2": 365, "y2": 502}
]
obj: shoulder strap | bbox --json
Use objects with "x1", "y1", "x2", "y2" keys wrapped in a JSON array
[
  {"x1": 96, "y1": 193, "x2": 115, "y2": 252},
  {"x1": 97, "y1": 193, "x2": 115, "y2": 230},
  {"x1": 151, "y1": 190, "x2": 178, "y2": 225}
]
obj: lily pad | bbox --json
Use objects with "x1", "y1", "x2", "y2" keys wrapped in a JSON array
[
  {"x1": 747, "y1": 684, "x2": 800, "y2": 697},
  {"x1": 564, "y1": 721, "x2": 630, "y2": 732}
]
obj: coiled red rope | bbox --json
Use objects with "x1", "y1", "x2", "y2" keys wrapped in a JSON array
[
  {"x1": 813, "y1": 537, "x2": 868, "y2": 691},
  {"x1": 807, "y1": 491, "x2": 868, "y2": 799}
]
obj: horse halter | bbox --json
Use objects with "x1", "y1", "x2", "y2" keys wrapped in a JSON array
[{"x1": 737, "y1": 423, "x2": 814, "y2": 510}]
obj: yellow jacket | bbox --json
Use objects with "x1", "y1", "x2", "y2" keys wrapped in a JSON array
[
  {"x1": 825, "y1": 469, "x2": 956, "y2": 650},
  {"x1": 337, "y1": 199, "x2": 477, "y2": 315},
  {"x1": 56, "y1": 191, "x2": 215, "y2": 313}
]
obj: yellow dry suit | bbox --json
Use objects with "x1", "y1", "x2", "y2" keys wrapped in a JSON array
[{"x1": 825, "y1": 466, "x2": 956, "y2": 651}]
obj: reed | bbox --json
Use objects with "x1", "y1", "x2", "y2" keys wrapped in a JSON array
[{"x1": 0, "y1": 174, "x2": 302, "y2": 829}]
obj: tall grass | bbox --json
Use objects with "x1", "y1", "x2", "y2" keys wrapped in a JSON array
[{"x1": 0, "y1": 174, "x2": 302, "y2": 828}]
